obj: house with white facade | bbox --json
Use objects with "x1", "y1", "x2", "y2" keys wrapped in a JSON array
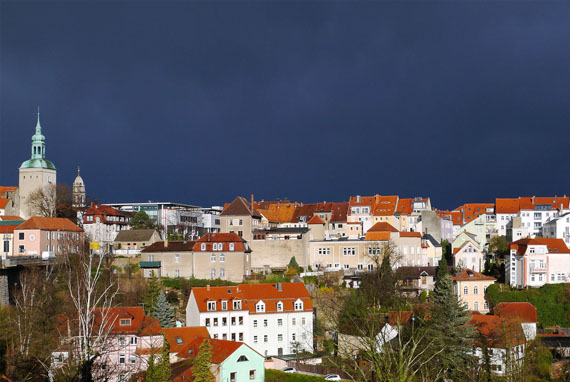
[
  {"x1": 83, "y1": 203, "x2": 131, "y2": 254},
  {"x1": 507, "y1": 238, "x2": 570, "y2": 288},
  {"x1": 518, "y1": 196, "x2": 569, "y2": 238},
  {"x1": 453, "y1": 237, "x2": 485, "y2": 273},
  {"x1": 494, "y1": 302, "x2": 538, "y2": 341},
  {"x1": 186, "y1": 282, "x2": 313, "y2": 357},
  {"x1": 542, "y1": 212, "x2": 570, "y2": 247}
]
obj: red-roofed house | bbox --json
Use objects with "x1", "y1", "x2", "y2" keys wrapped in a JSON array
[
  {"x1": 83, "y1": 203, "x2": 132, "y2": 254},
  {"x1": 0, "y1": 219, "x2": 25, "y2": 257},
  {"x1": 13, "y1": 217, "x2": 83, "y2": 258},
  {"x1": 494, "y1": 302, "x2": 538, "y2": 341},
  {"x1": 518, "y1": 196, "x2": 570, "y2": 237},
  {"x1": 452, "y1": 269, "x2": 496, "y2": 313},
  {"x1": 507, "y1": 238, "x2": 570, "y2": 287},
  {"x1": 453, "y1": 236, "x2": 484, "y2": 273},
  {"x1": 186, "y1": 282, "x2": 313, "y2": 357},
  {"x1": 53, "y1": 307, "x2": 163, "y2": 382}
]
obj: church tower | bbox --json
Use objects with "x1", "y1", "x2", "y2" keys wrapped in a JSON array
[
  {"x1": 72, "y1": 166, "x2": 86, "y2": 208},
  {"x1": 18, "y1": 109, "x2": 57, "y2": 219}
]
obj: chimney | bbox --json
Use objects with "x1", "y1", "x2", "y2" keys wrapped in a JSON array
[
  {"x1": 206, "y1": 284, "x2": 210, "y2": 291},
  {"x1": 250, "y1": 194, "x2": 255, "y2": 214}
]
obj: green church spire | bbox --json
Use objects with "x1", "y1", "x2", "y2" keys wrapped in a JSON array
[{"x1": 20, "y1": 108, "x2": 56, "y2": 170}]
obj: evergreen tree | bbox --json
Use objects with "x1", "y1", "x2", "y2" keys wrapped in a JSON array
[
  {"x1": 288, "y1": 256, "x2": 301, "y2": 273},
  {"x1": 130, "y1": 211, "x2": 155, "y2": 229},
  {"x1": 193, "y1": 339, "x2": 215, "y2": 382},
  {"x1": 155, "y1": 336, "x2": 171, "y2": 382},
  {"x1": 427, "y1": 260, "x2": 474, "y2": 379},
  {"x1": 146, "y1": 352, "x2": 156, "y2": 382},
  {"x1": 142, "y1": 272, "x2": 162, "y2": 317},
  {"x1": 153, "y1": 292, "x2": 175, "y2": 328}
]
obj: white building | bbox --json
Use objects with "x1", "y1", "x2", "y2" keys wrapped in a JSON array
[
  {"x1": 83, "y1": 204, "x2": 131, "y2": 254},
  {"x1": 542, "y1": 212, "x2": 570, "y2": 247},
  {"x1": 507, "y1": 238, "x2": 570, "y2": 288},
  {"x1": 518, "y1": 197, "x2": 569, "y2": 237},
  {"x1": 186, "y1": 282, "x2": 314, "y2": 357}
]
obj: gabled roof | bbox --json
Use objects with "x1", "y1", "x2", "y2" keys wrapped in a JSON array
[
  {"x1": 454, "y1": 238, "x2": 481, "y2": 255},
  {"x1": 257, "y1": 203, "x2": 298, "y2": 223},
  {"x1": 452, "y1": 203, "x2": 494, "y2": 224},
  {"x1": 399, "y1": 232, "x2": 421, "y2": 238},
  {"x1": 452, "y1": 269, "x2": 496, "y2": 282},
  {"x1": 519, "y1": 196, "x2": 569, "y2": 211},
  {"x1": 0, "y1": 186, "x2": 17, "y2": 193},
  {"x1": 177, "y1": 337, "x2": 246, "y2": 364},
  {"x1": 0, "y1": 221, "x2": 24, "y2": 234},
  {"x1": 307, "y1": 215, "x2": 325, "y2": 225},
  {"x1": 495, "y1": 198, "x2": 520, "y2": 214},
  {"x1": 368, "y1": 222, "x2": 398, "y2": 233},
  {"x1": 396, "y1": 266, "x2": 438, "y2": 279},
  {"x1": 372, "y1": 195, "x2": 399, "y2": 216},
  {"x1": 0, "y1": 199, "x2": 9, "y2": 209},
  {"x1": 84, "y1": 203, "x2": 125, "y2": 217},
  {"x1": 349, "y1": 195, "x2": 378, "y2": 208},
  {"x1": 364, "y1": 232, "x2": 391, "y2": 241},
  {"x1": 422, "y1": 233, "x2": 441, "y2": 247},
  {"x1": 509, "y1": 238, "x2": 570, "y2": 255},
  {"x1": 469, "y1": 314, "x2": 526, "y2": 348},
  {"x1": 16, "y1": 217, "x2": 82, "y2": 232},
  {"x1": 142, "y1": 240, "x2": 196, "y2": 253},
  {"x1": 115, "y1": 229, "x2": 158, "y2": 242},
  {"x1": 494, "y1": 302, "x2": 538, "y2": 323},
  {"x1": 0, "y1": 216, "x2": 24, "y2": 221},
  {"x1": 221, "y1": 197, "x2": 261, "y2": 218},
  {"x1": 396, "y1": 198, "x2": 413, "y2": 215},
  {"x1": 163, "y1": 326, "x2": 210, "y2": 355}
]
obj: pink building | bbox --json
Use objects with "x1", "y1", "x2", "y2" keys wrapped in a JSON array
[{"x1": 13, "y1": 216, "x2": 83, "y2": 257}]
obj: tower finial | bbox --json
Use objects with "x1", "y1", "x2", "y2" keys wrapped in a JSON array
[
  {"x1": 77, "y1": 166, "x2": 80, "y2": 176},
  {"x1": 36, "y1": 106, "x2": 41, "y2": 132}
]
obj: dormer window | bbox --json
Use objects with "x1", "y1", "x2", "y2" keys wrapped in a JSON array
[
  {"x1": 120, "y1": 319, "x2": 131, "y2": 326},
  {"x1": 222, "y1": 300, "x2": 228, "y2": 310},
  {"x1": 276, "y1": 302, "x2": 283, "y2": 312},
  {"x1": 201, "y1": 243, "x2": 206, "y2": 251},
  {"x1": 176, "y1": 337, "x2": 183, "y2": 345},
  {"x1": 294, "y1": 299, "x2": 303, "y2": 311},
  {"x1": 233, "y1": 300, "x2": 242, "y2": 310},
  {"x1": 256, "y1": 301, "x2": 265, "y2": 313},
  {"x1": 229, "y1": 243, "x2": 235, "y2": 251},
  {"x1": 237, "y1": 355, "x2": 249, "y2": 362},
  {"x1": 207, "y1": 301, "x2": 217, "y2": 311}
]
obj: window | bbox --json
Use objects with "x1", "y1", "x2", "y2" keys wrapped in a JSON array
[
  {"x1": 213, "y1": 318, "x2": 218, "y2": 326},
  {"x1": 174, "y1": 269, "x2": 180, "y2": 277},
  {"x1": 253, "y1": 319, "x2": 258, "y2": 327},
  {"x1": 205, "y1": 318, "x2": 210, "y2": 326},
  {"x1": 176, "y1": 337, "x2": 183, "y2": 345},
  {"x1": 239, "y1": 316, "x2": 243, "y2": 325},
  {"x1": 473, "y1": 286, "x2": 479, "y2": 295},
  {"x1": 484, "y1": 285, "x2": 488, "y2": 293},
  {"x1": 222, "y1": 317, "x2": 227, "y2": 326},
  {"x1": 253, "y1": 336, "x2": 258, "y2": 343},
  {"x1": 18, "y1": 232, "x2": 24, "y2": 240},
  {"x1": 119, "y1": 337, "x2": 126, "y2": 345},
  {"x1": 256, "y1": 301, "x2": 265, "y2": 313},
  {"x1": 278, "y1": 334, "x2": 283, "y2": 342},
  {"x1": 232, "y1": 333, "x2": 236, "y2": 341},
  {"x1": 302, "y1": 317, "x2": 306, "y2": 325},
  {"x1": 207, "y1": 301, "x2": 217, "y2": 311},
  {"x1": 292, "y1": 333, "x2": 296, "y2": 341},
  {"x1": 119, "y1": 354, "x2": 125, "y2": 364},
  {"x1": 222, "y1": 300, "x2": 228, "y2": 310},
  {"x1": 129, "y1": 354, "x2": 136, "y2": 364},
  {"x1": 474, "y1": 301, "x2": 479, "y2": 310},
  {"x1": 211, "y1": 254, "x2": 216, "y2": 262},
  {"x1": 210, "y1": 268, "x2": 216, "y2": 278},
  {"x1": 343, "y1": 247, "x2": 356, "y2": 256},
  {"x1": 231, "y1": 317, "x2": 236, "y2": 326},
  {"x1": 130, "y1": 337, "x2": 137, "y2": 345},
  {"x1": 294, "y1": 300, "x2": 303, "y2": 311},
  {"x1": 264, "y1": 335, "x2": 268, "y2": 343},
  {"x1": 220, "y1": 268, "x2": 225, "y2": 278},
  {"x1": 233, "y1": 300, "x2": 242, "y2": 310},
  {"x1": 220, "y1": 253, "x2": 225, "y2": 262},
  {"x1": 230, "y1": 243, "x2": 235, "y2": 251},
  {"x1": 230, "y1": 372, "x2": 237, "y2": 382},
  {"x1": 367, "y1": 264, "x2": 374, "y2": 271},
  {"x1": 237, "y1": 355, "x2": 249, "y2": 362},
  {"x1": 292, "y1": 318, "x2": 296, "y2": 326},
  {"x1": 484, "y1": 301, "x2": 489, "y2": 310},
  {"x1": 213, "y1": 334, "x2": 218, "y2": 339},
  {"x1": 463, "y1": 286, "x2": 469, "y2": 295},
  {"x1": 249, "y1": 370, "x2": 256, "y2": 380},
  {"x1": 263, "y1": 319, "x2": 268, "y2": 327},
  {"x1": 201, "y1": 243, "x2": 206, "y2": 250},
  {"x1": 318, "y1": 247, "x2": 331, "y2": 255},
  {"x1": 120, "y1": 318, "x2": 131, "y2": 326},
  {"x1": 276, "y1": 302, "x2": 283, "y2": 312},
  {"x1": 239, "y1": 332, "x2": 243, "y2": 341},
  {"x1": 278, "y1": 318, "x2": 283, "y2": 326},
  {"x1": 175, "y1": 254, "x2": 180, "y2": 263}
]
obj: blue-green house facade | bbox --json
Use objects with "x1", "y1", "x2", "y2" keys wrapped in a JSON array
[{"x1": 219, "y1": 343, "x2": 265, "y2": 382}]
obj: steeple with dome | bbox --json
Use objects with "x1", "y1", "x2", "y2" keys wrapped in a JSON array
[
  {"x1": 20, "y1": 109, "x2": 56, "y2": 170},
  {"x1": 73, "y1": 166, "x2": 86, "y2": 208}
]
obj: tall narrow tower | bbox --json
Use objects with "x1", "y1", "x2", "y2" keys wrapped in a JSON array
[
  {"x1": 72, "y1": 166, "x2": 86, "y2": 208},
  {"x1": 19, "y1": 109, "x2": 57, "y2": 219}
]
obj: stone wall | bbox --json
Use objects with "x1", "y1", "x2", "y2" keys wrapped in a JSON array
[{"x1": 0, "y1": 270, "x2": 9, "y2": 306}]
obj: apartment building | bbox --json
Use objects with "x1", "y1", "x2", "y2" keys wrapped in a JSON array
[{"x1": 13, "y1": 217, "x2": 83, "y2": 258}]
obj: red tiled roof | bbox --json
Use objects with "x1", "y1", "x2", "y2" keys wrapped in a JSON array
[
  {"x1": 177, "y1": 337, "x2": 244, "y2": 364},
  {"x1": 452, "y1": 203, "x2": 494, "y2": 224},
  {"x1": 0, "y1": 222, "x2": 23, "y2": 234},
  {"x1": 0, "y1": 187, "x2": 17, "y2": 193},
  {"x1": 221, "y1": 197, "x2": 261, "y2": 218},
  {"x1": 452, "y1": 269, "x2": 496, "y2": 282},
  {"x1": 163, "y1": 326, "x2": 210, "y2": 355},
  {"x1": 519, "y1": 196, "x2": 569, "y2": 211},
  {"x1": 396, "y1": 198, "x2": 413, "y2": 215},
  {"x1": 365, "y1": 232, "x2": 391, "y2": 241},
  {"x1": 142, "y1": 240, "x2": 196, "y2": 253},
  {"x1": 399, "y1": 232, "x2": 422, "y2": 238},
  {"x1": 192, "y1": 233, "x2": 248, "y2": 252},
  {"x1": 469, "y1": 314, "x2": 526, "y2": 348},
  {"x1": 494, "y1": 302, "x2": 538, "y2": 323},
  {"x1": 372, "y1": 195, "x2": 399, "y2": 216},
  {"x1": 0, "y1": 199, "x2": 9, "y2": 209},
  {"x1": 0, "y1": 216, "x2": 24, "y2": 221},
  {"x1": 191, "y1": 282, "x2": 313, "y2": 315},
  {"x1": 349, "y1": 195, "x2": 378, "y2": 208},
  {"x1": 509, "y1": 238, "x2": 570, "y2": 255},
  {"x1": 15, "y1": 217, "x2": 82, "y2": 232},
  {"x1": 307, "y1": 215, "x2": 325, "y2": 225},
  {"x1": 495, "y1": 198, "x2": 520, "y2": 214},
  {"x1": 368, "y1": 222, "x2": 398, "y2": 233},
  {"x1": 84, "y1": 204, "x2": 125, "y2": 217}
]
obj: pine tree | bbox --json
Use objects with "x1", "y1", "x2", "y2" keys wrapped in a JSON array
[
  {"x1": 153, "y1": 292, "x2": 175, "y2": 328},
  {"x1": 146, "y1": 352, "x2": 156, "y2": 382},
  {"x1": 427, "y1": 260, "x2": 474, "y2": 379},
  {"x1": 142, "y1": 272, "x2": 162, "y2": 317},
  {"x1": 193, "y1": 339, "x2": 215, "y2": 382},
  {"x1": 156, "y1": 336, "x2": 171, "y2": 382}
]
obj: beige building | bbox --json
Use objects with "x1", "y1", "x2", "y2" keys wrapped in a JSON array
[
  {"x1": 452, "y1": 269, "x2": 496, "y2": 313},
  {"x1": 219, "y1": 196, "x2": 261, "y2": 242},
  {"x1": 13, "y1": 217, "x2": 83, "y2": 258},
  {"x1": 453, "y1": 237, "x2": 485, "y2": 273},
  {"x1": 140, "y1": 233, "x2": 251, "y2": 282},
  {"x1": 113, "y1": 229, "x2": 160, "y2": 256}
]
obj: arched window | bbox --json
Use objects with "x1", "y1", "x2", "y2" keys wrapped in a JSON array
[
  {"x1": 484, "y1": 301, "x2": 489, "y2": 310},
  {"x1": 473, "y1": 286, "x2": 479, "y2": 295},
  {"x1": 276, "y1": 302, "x2": 283, "y2": 312},
  {"x1": 463, "y1": 286, "x2": 469, "y2": 295},
  {"x1": 474, "y1": 301, "x2": 479, "y2": 310}
]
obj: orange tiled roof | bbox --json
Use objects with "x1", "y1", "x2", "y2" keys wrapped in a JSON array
[
  {"x1": 163, "y1": 326, "x2": 210, "y2": 354},
  {"x1": 0, "y1": 216, "x2": 23, "y2": 221},
  {"x1": 0, "y1": 199, "x2": 9, "y2": 209},
  {"x1": 509, "y1": 238, "x2": 570, "y2": 255},
  {"x1": 372, "y1": 195, "x2": 399, "y2": 216},
  {"x1": 0, "y1": 222, "x2": 23, "y2": 234},
  {"x1": 349, "y1": 195, "x2": 378, "y2": 208},
  {"x1": 452, "y1": 203, "x2": 494, "y2": 224},
  {"x1": 221, "y1": 197, "x2": 261, "y2": 218},
  {"x1": 191, "y1": 282, "x2": 313, "y2": 315},
  {"x1": 368, "y1": 222, "x2": 399, "y2": 232},
  {"x1": 452, "y1": 269, "x2": 496, "y2": 282},
  {"x1": 519, "y1": 196, "x2": 569, "y2": 210},
  {"x1": 469, "y1": 314, "x2": 526, "y2": 348},
  {"x1": 258, "y1": 203, "x2": 298, "y2": 223},
  {"x1": 396, "y1": 198, "x2": 413, "y2": 215},
  {"x1": 365, "y1": 232, "x2": 391, "y2": 241},
  {"x1": 177, "y1": 337, "x2": 245, "y2": 364},
  {"x1": 494, "y1": 302, "x2": 538, "y2": 323},
  {"x1": 495, "y1": 198, "x2": 520, "y2": 214},
  {"x1": 84, "y1": 204, "x2": 125, "y2": 217},
  {"x1": 15, "y1": 217, "x2": 82, "y2": 232},
  {"x1": 399, "y1": 232, "x2": 421, "y2": 238},
  {"x1": 0, "y1": 187, "x2": 17, "y2": 193},
  {"x1": 192, "y1": 233, "x2": 249, "y2": 252},
  {"x1": 307, "y1": 215, "x2": 325, "y2": 224}
]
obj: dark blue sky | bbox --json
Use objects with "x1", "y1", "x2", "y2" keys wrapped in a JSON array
[{"x1": 1, "y1": 2, "x2": 569, "y2": 210}]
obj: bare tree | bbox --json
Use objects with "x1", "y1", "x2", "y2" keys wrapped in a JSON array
[{"x1": 27, "y1": 184, "x2": 57, "y2": 217}]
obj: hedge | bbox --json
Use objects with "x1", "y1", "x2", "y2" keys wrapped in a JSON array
[{"x1": 265, "y1": 369, "x2": 327, "y2": 382}]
